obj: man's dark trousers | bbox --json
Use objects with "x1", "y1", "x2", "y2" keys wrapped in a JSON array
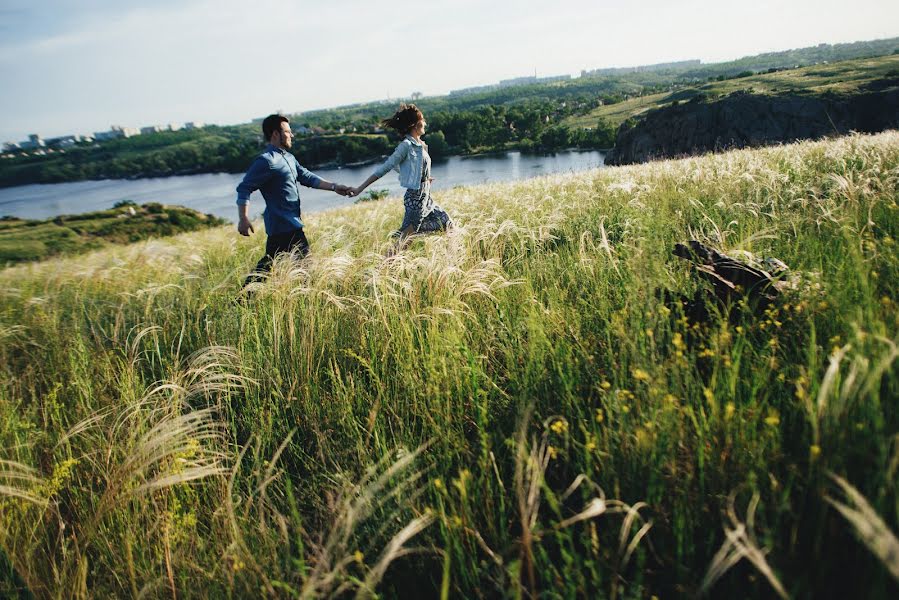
[{"x1": 242, "y1": 228, "x2": 310, "y2": 290}]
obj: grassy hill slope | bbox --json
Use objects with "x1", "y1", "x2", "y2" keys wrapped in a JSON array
[
  {"x1": 0, "y1": 203, "x2": 227, "y2": 265},
  {"x1": 565, "y1": 54, "x2": 899, "y2": 130},
  {"x1": 1, "y1": 132, "x2": 897, "y2": 598}
]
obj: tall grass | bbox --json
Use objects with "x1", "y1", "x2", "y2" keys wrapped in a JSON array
[{"x1": 1, "y1": 131, "x2": 898, "y2": 597}]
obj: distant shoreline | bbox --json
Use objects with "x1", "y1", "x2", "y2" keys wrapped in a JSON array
[{"x1": 0, "y1": 147, "x2": 606, "y2": 190}]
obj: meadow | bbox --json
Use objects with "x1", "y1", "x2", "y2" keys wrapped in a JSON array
[{"x1": 1, "y1": 131, "x2": 897, "y2": 598}]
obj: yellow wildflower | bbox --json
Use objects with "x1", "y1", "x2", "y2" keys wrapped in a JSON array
[
  {"x1": 810, "y1": 445, "x2": 822, "y2": 460},
  {"x1": 585, "y1": 439, "x2": 597, "y2": 452},
  {"x1": 548, "y1": 446, "x2": 558, "y2": 460},
  {"x1": 632, "y1": 368, "x2": 651, "y2": 382},
  {"x1": 595, "y1": 409, "x2": 605, "y2": 423},
  {"x1": 764, "y1": 411, "x2": 781, "y2": 427},
  {"x1": 725, "y1": 402, "x2": 736, "y2": 420},
  {"x1": 550, "y1": 419, "x2": 569, "y2": 435},
  {"x1": 354, "y1": 551, "x2": 364, "y2": 563},
  {"x1": 600, "y1": 380, "x2": 612, "y2": 390}
]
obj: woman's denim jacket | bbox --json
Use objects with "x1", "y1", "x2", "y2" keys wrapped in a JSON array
[{"x1": 370, "y1": 135, "x2": 425, "y2": 190}]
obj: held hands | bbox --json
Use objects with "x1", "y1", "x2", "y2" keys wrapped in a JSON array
[{"x1": 334, "y1": 184, "x2": 353, "y2": 197}]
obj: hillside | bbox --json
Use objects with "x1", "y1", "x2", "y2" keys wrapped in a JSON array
[
  {"x1": 1, "y1": 132, "x2": 897, "y2": 598},
  {"x1": 565, "y1": 53, "x2": 899, "y2": 130},
  {"x1": 0, "y1": 203, "x2": 227, "y2": 265}
]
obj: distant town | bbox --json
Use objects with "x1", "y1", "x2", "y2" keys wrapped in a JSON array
[{"x1": 1, "y1": 122, "x2": 206, "y2": 159}]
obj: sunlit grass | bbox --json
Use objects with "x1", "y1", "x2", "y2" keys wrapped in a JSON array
[{"x1": 1, "y1": 131, "x2": 898, "y2": 598}]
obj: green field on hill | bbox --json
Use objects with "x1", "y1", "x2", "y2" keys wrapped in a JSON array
[
  {"x1": 0, "y1": 203, "x2": 227, "y2": 265},
  {"x1": 564, "y1": 54, "x2": 899, "y2": 130},
  {"x1": 1, "y1": 132, "x2": 897, "y2": 598}
]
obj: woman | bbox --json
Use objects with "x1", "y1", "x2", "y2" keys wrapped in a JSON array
[{"x1": 351, "y1": 104, "x2": 453, "y2": 251}]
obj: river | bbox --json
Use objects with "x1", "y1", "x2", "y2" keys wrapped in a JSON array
[{"x1": 0, "y1": 150, "x2": 605, "y2": 222}]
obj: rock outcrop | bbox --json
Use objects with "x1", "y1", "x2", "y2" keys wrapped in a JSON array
[{"x1": 606, "y1": 84, "x2": 899, "y2": 165}]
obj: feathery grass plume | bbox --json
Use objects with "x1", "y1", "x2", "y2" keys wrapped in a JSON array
[
  {"x1": 514, "y1": 408, "x2": 652, "y2": 596},
  {"x1": 806, "y1": 335, "x2": 899, "y2": 443},
  {"x1": 826, "y1": 473, "x2": 899, "y2": 582},
  {"x1": 223, "y1": 437, "x2": 433, "y2": 599},
  {"x1": 300, "y1": 446, "x2": 431, "y2": 599},
  {"x1": 0, "y1": 344, "x2": 242, "y2": 598},
  {"x1": 700, "y1": 490, "x2": 788, "y2": 599},
  {"x1": 0, "y1": 459, "x2": 47, "y2": 506}
]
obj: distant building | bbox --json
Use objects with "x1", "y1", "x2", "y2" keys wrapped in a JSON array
[
  {"x1": 141, "y1": 126, "x2": 164, "y2": 135},
  {"x1": 499, "y1": 75, "x2": 537, "y2": 87},
  {"x1": 450, "y1": 83, "x2": 500, "y2": 96},
  {"x1": 2, "y1": 142, "x2": 21, "y2": 152},
  {"x1": 19, "y1": 134, "x2": 46, "y2": 150},
  {"x1": 581, "y1": 60, "x2": 702, "y2": 78},
  {"x1": 167, "y1": 123, "x2": 183, "y2": 131},
  {"x1": 451, "y1": 73, "x2": 570, "y2": 96},
  {"x1": 45, "y1": 134, "x2": 91, "y2": 148},
  {"x1": 94, "y1": 125, "x2": 140, "y2": 141},
  {"x1": 183, "y1": 121, "x2": 205, "y2": 130}
]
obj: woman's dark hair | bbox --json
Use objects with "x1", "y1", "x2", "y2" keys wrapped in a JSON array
[
  {"x1": 262, "y1": 114, "x2": 289, "y2": 140},
  {"x1": 380, "y1": 104, "x2": 423, "y2": 134}
]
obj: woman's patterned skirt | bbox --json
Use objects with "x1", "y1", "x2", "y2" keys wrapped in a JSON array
[{"x1": 400, "y1": 185, "x2": 453, "y2": 234}]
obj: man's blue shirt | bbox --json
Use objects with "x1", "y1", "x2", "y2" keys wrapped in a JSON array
[{"x1": 236, "y1": 144, "x2": 322, "y2": 235}]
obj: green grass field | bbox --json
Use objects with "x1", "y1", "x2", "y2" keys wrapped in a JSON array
[
  {"x1": 565, "y1": 54, "x2": 899, "y2": 130},
  {"x1": 0, "y1": 203, "x2": 227, "y2": 265},
  {"x1": 1, "y1": 131, "x2": 897, "y2": 598}
]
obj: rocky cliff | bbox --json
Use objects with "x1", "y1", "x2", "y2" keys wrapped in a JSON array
[{"x1": 606, "y1": 84, "x2": 899, "y2": 165}]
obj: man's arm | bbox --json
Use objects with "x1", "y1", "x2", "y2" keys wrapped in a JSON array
[
  {"x1": 236, "y1": 157, "x2": 271, "y2": 236},
  {"x1": 313, "y1": 178, "x2": 352, "y2": 196},
  {"x1": 295, "y1": 159, "x2": 351, "y2": 196}
]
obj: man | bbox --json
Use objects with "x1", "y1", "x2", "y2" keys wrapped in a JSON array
[{"x1": 236, "y1": 113, "x2": 351, "y2": 291}]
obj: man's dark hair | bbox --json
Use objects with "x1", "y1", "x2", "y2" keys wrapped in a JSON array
[{"x1": 262, "y1": 114, "x2": 290, "y2": 140}]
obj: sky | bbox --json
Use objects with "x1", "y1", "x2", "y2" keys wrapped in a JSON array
[{"x1": 1, "y1": 0, "x2": 897, "y2": 142}]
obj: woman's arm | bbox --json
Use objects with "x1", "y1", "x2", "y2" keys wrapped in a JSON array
[
  {"x1": 353, "y1": 141, "x2": 409, "y2": 195},
  {"x1": 351, "y1": 173, "x2": 382, "y2": 196}
]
